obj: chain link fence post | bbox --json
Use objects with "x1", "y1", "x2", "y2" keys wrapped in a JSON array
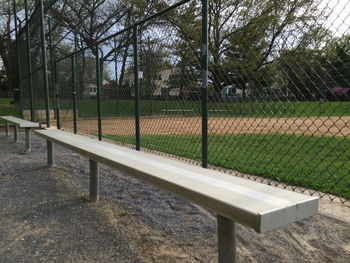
[
  {"x1": 201, "y1": 0, "x2": 208, "y2": 168},
  {"x1": 74, "y1": 33, "x2": 81, "y2": 118},
  {"x1": 24, "y1": 0, "x2": 34, "y2": 121},
  {"x1": 72, "y1": 54, "x2": 77, "y2": 134},
  {"x1": 133, "y1": 25, "x2": 140, "y2": 151},
  {"x1": 114, "y1": 37, "x2": 120, "y2": 117},
  {"x1": 13, "y1": 0, "x2": 23, "y2": 119},
  {"x1": 96, "y1": 44, "x2": 102, "y2": 141},
  {"x1": 55, "y1": 58, "x2": 61, "y2": 129},
  {"x1": 39, "y1": 0, "x2": 51, "y2": 127},
  {"x1": 48, "y1": 18, "x2": 57, "y2": 121}
]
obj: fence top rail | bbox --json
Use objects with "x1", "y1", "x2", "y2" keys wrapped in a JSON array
[
  {"x1": 54, "y1": 0, "x2": 191, "y2": 63},
  {"x1": 35, "y1": 129, "x2": 318, "y2": 233}
]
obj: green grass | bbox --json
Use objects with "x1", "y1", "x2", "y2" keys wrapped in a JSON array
[
  {"x1": 72, "y1": 99, "x2": 350, "y2": 118},
  {"x1": 0, "y1": 98, "x2": 20, "y2": 124},
  {"x1": 103, "y1": 133, "x2": 350, "y2": 199},
  {"x1": 20, "y1": 97, "x2": 350, "y2": 118}
]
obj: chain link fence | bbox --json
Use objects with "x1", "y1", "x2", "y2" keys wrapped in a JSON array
[
  {"x1": 17, "y1": 0, "x2": 349, "y2": 203},
  {"x1": 18, "y1": 0, "x2": 55, "y2": 125}
]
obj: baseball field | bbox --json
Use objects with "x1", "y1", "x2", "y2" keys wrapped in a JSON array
[{"x1": 55, "y1": 113, "x2": 350, "y2": 200}]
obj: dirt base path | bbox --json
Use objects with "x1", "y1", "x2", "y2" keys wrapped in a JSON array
[
  {"x1": 1, "y1": 133, "x2": 350, "y2": 262},
  {"x1": 57, "y1": 116, "x2": 350, "y2": 137}
]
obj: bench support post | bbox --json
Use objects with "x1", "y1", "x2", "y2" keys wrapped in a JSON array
[
  {"x1": 25, "y1": 128, "x2": 31, "y2": 152},
  {"x1": 5, "y1": 121, "x2": 10, "y2": 136},
  {"x1": 217, "y1": 215, "x2": 236, "y2": 263},
  {"x1": 14, "y1": 125, "x2": 18, "y2": 143},
  {"x1": 47, "y1": 140, "x2": 54, "y2": 167},
  {"x1": 89, "y1": 159, "x2": 99, "y2": 202}
]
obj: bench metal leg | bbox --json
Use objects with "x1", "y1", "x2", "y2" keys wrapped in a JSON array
[
  {"x1": 25, "y1": 128, "x2": 31, "y2": 152},
  {"x1": 14, "y1": 125, "x2": 18, "y2": 143},
  {"x1": 5, "y1": 121, "x2": 9, "y2": 136},
  {"x1": 89, "y1": 159, "x2": 99, "y2": 202},
  {"x1": 47, "y1": 140, "x2": 54, "y2": 167},
  {"x1": 218, "y1": 215, "x2": 236, "y2": 263}
]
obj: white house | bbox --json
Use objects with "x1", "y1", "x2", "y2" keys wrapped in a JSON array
[
  {"x1": 0, "y1": 57, "x2": 4, "y2": 70},
  {"x1": 124, "y1": 68, "x2": 180, "y2": 97}
]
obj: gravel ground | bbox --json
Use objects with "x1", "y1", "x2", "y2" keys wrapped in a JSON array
[{"x1": 0, "y1": 131, "x2": 350, "y2": 262}]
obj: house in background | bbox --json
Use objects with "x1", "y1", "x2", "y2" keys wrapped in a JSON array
[
  {"x1": 124, "y1": 68, "x2": 180, "y2": 97},
  {"x1": 82, "y1": 83, "x2": 97, "y2": 98},
  {"x1": 152, "y1": 69, "x2": 180, "y2": 97},
  {"x1": 0, "y1": 58, "x2": 7, "y2": 96},
  {"x1": 81, "y1": 80, "x2": 114, "y2": 99}
]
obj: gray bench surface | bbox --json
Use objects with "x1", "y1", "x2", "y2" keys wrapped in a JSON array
[
  {"x1": 34, "y1": 129, "x2": 318, "y2": 233},
  {"x1": 0, "y1": 116, "x2": 39, "y2": 128}
]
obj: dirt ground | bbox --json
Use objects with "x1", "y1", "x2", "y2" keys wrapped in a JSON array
[
  {"x1": 1, "y1": 131, "x2": 350, "y2": 262},
  {"x1": 56, "y1": 116, "x2": 350, "y2": 137}
]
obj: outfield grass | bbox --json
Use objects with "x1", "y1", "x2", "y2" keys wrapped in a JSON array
[
  {"x1": 21, "y1": 98, "x2": 350, "y2": 118},
  {"x1": 0, "y1": 98, "x2": 20, "y2": 124},
  {"x1": 74, "y1": 99, "x2": 350, "y2": 118},
  {"x1": 104, "y1": 133, "x2": 350, "y2": 199}
]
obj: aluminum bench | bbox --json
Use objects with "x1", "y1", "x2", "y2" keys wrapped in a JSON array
[
  {"x1": 1, "y1": 116, "x2": 39, "y2": 152},
  {"x1": 34, "y1": 129, "x2": 318, "y2": 263}
]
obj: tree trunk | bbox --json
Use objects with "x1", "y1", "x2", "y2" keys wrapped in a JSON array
[
  {"x1": 118, "y1": 42, "x2": 130, "y2": 87},
  {"x1": 1, "y1": 45, "x2": 18, "y2": 99}
]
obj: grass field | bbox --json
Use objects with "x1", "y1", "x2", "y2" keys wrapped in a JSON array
[
  {"x1": 0, "y1": 98, "x2": 20, "y2": 124},
  {"x1": 73, "y1": 99, "x2": 350, "y2": 118},
  {"x1": 103, "y1": 133, "x2": 350, "y2": 199},
  {"x1": 5, "y1": 97, "x2": 350, "y2": 198},
  {"x1": 21, "y1": 98, "x2": 350, "y2": 120}
]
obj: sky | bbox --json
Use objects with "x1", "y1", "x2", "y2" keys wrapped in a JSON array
[{"x1": 320, "y1": 0, "x2": 350, "y2": 37}]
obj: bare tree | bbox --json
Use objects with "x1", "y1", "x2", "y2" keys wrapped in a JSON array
[{"x1": 0, "y1": 0, "x2": 25, "y2": 97}]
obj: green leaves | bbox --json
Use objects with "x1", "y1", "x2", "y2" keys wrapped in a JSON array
[{"x1": 164, "y1": 0, "x2": 328, "y2": 97}]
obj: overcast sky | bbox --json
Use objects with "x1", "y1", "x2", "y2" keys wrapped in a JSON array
[{"x1": 319, "y1": 0, "x2": 350, "y2": 36}]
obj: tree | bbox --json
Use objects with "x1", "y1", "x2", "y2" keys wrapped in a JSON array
[
  {"x1": 1, "y1": 0, "x2": 57, "y2": 99},
  {"x1": 49, "y1": 0, "x2": 170, "y2": 96},
  {"x1": 277, "y1": 49, "x2": 329, "y2": 100},
  {"x1": 0, "y1": 0, "x2": 24, "y2": 98},
  {"x1": 325, "y1": 34, "x2": 350, "y2": 88},
  {"x1": 50, "y1": 0, "x2": 127, "y2": 82},
  {"x1": 276, "y1": 32, "x2": 350, "y2": 101},
  {"x1": 165, "y1": 0, "x2": 327, "y2": 99}
]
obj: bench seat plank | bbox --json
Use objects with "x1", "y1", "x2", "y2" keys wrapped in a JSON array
[
  {"x1": 34, "y1": 129, "x2": 318, "y2": 233},
  {"x1": 1, "y1": 116, "x2": 39, "y2": 128}
]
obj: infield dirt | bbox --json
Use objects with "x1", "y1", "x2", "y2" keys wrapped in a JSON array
[{"x1": 56, "y1": 116, "x2": 350, "y2": 137}]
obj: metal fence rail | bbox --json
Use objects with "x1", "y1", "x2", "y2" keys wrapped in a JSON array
[{"x1": 16, "y1": 0, "x2": 350, "y2": 203}]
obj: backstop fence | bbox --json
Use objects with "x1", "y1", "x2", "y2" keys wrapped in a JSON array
[{"x1": 16, "y1": 0, "x2": 350, "y2": 203}]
